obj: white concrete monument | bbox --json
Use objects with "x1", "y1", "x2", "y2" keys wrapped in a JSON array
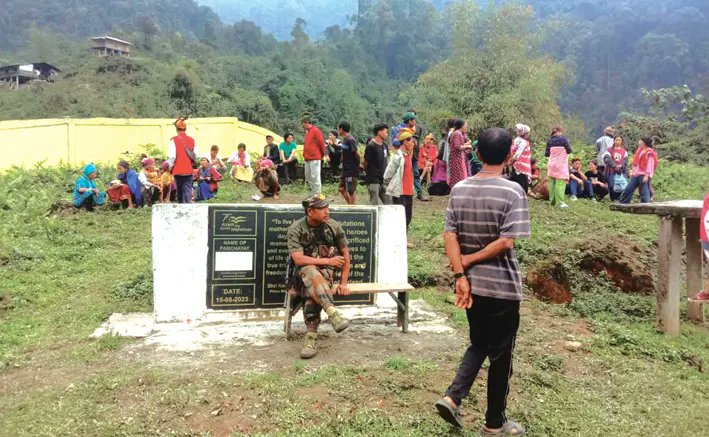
[{"x1": 151, "y1": 204, "x2": 408, "y2": 323}]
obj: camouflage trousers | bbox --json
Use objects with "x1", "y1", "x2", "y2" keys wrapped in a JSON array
[{"x1": 296, "y1": 265, "x2": 336, "y2": 333}]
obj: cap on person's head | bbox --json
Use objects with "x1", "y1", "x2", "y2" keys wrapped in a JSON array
[
  {"x1": 425, "y1": 133, "x2": 435, "y2": 141},
  {"x1": 109, "y1": 179, "x2": 122, "y2": 188},
  {"x1": 402, "y1": 112, "x2": 416, "y2": 122},
  {"x1": 160, "y1": 161, "x2": 170, "y2": 171},
  {"x1": 604, "y1": 126, "x2": 614, "y2": 135},
  {"x1": 397, "y1": 130, "x2": 414, "y2": 142},
  {"x1": 302, "y1": 193, "x2": 330, "y2": 210},
  {"x1": 301, "y1": 112, "x2": 314, "y2": 123},
  {"x1": 174, "y1": 117, "x2": 187, "y2": 130},
  {"x1": 141, "y1": 158, "x2": 155, "y2": 168}
]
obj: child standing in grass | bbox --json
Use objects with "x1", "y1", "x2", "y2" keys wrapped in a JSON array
[
  {"x1": 691, "y1": 192, "x2": 709, "y2": 301},
  {"x1": 544, "y1": 126, "x2": 571, "y2": 208},
  {"x1": 436, "y1": 127, "x2": 530, "y2": 435}
]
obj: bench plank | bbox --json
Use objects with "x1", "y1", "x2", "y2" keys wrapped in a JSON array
[{"x1": 347, "y1": 282, "x2": 414, "y2": 294}]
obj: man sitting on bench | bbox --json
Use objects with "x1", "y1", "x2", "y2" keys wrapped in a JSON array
[{"x1": 287, "y1": 193, "x2": 352, "y2": 359}]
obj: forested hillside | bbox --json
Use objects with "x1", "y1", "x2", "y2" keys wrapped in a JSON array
[{"x1": 0, "y1": 0, "x2": 707, "y2": 162}]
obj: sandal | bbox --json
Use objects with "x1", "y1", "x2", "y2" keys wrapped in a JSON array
[
  {"x1": 689, "y1": 291, "x2": 709, "y2": 302},
  {"x1": 480, "y1": 420, "x2": 526, "y2": 436},
  {"x1": 435, "y1": 399, "x2": 463, "y2": 428}
]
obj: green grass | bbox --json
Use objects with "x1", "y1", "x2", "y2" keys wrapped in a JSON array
[{"x1": 1, "y1": 162, "x2": 708, "y2": 436}]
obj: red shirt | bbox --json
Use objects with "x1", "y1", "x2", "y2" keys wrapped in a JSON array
[
  {"x1": 418, "y1": 144, "x2": 438, "y2": 169},
  {"x1": 303, "y1": 126, "x2": 326, "y2": 161},
  {"x1": 402, "y1": 153, "x2": 414, "y2": 196},
  {"x1": 172, "y1": 132, "x2": 196, "y2": 176},
  {"x1": 701, "y1": 193, "x2": 709, "y2": 245}
]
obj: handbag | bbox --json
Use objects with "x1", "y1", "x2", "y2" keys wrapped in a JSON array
[
  {"x1": 184, "y1": 144, "x2": 198, "y2": 169},
  {"x1": 613, "y1": 174, "x2": 628, "y2": 193}
]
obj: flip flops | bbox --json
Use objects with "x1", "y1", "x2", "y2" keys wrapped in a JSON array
[
  {"x1": 435, "y1": 399, "x2": 463, "y2": 428},
  {"x1": 480, "y1": 420, "x2": 526, "y2": 436}
]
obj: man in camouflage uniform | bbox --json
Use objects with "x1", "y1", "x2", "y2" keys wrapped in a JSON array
[{"x1": 287, "y1": 193, "x2": 352, "y2": 359}]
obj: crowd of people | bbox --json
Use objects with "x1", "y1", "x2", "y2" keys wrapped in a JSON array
[{"x1": 72, "y1": 113, "x2": 661, "y2": 214}]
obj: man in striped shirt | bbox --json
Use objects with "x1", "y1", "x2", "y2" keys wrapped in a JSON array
[{"x1": 435, "y1": 127, "x2": 530, "y2": 435}]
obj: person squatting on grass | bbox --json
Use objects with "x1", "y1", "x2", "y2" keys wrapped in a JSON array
[
  {"x1": 544, "y1": 126, "x2": 572, "y2": 208},
  {"x1": 73, "y1": 163, "x2": 106, "y2": 211},
  {"x1": 286, "y1": 194, "x2": 352, "y2": 359},
  {"x1": 138, "y1": 158, "x2": 162, "y2": 206},
  {"x1": 193, "y1": 156, "x2": 222, "y2": 201},
  {"x1": 253, "y1": 157, "x2": 280, "y2": 199},
  {"x1": 436, "y1": 127, "x2": 530, "y2": 435},
  {"x1": 691, "y1": 193, "x2": 709, "y2": 302},
  {"x1": 117, "y1": 160, "x2": 144, "y2": 207}
]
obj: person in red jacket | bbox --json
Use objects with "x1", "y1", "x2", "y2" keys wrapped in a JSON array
[
  {"x1": 691, "y1": 193, "x2": 709, "y2": 301},
  {"x1": 168, "y1": 118, "x2": 200, "y2": 203},
  {"x1": 301, "y1": 112, "x2": 326, "y2": 196}
]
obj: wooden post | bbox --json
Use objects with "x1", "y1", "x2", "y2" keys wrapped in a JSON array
[
  {"x1": 657, "y1": 216, "x2": 683, "y2": 334},
  {"x1": 686, "y1": 218, "x2": 705, "y2": 323}
]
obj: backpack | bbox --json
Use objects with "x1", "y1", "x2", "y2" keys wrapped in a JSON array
[{"x1": 613, "y1": 174, "x2": 628, "y2": 193}]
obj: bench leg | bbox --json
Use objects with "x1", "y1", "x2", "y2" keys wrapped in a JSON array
[
  {"x1": 685, "y1": 218, "x2": 705, "y2": 323},
  {"x1": 397, "y1": 291, "x2": 409, "y2": 333},
  {"x1": 284, "y1": 292, "x2": 292, "y2": 340},
  {"x1": 658, "y1": 216, "x2": 682, "y2": 335}
]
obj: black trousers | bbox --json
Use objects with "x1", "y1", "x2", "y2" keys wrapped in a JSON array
[
  {"x1": 279, "y1": 161, "x2": 297, "y2": 183},
  {"x1": 392, "y1": 195, "x2": 413, "y2": 230},
  {"x1": 445, "y1": 295, "x2": 520, "y2": 429},
  {"x1": 76, "y1": 196, "x2": 96, "y2": 211}
]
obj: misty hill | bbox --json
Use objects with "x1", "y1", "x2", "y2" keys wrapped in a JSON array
[{"x1": 0, "y1": 0, "x2": 220, "y2": 50}]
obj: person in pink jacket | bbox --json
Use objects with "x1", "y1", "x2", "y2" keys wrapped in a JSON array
[{"x1": 544, "y1": 126, "x2": 572, "y2": 208}]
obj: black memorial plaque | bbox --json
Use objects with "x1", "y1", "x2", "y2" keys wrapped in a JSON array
[{"x1": 207, "y1": 206, "x2": 377, "y2": 310}]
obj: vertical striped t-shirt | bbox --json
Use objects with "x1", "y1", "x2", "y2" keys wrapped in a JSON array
[{"x1": 445, "y1": 177, "x2": 531, "y2": 301}]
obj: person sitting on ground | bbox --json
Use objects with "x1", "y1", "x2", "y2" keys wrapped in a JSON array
[
  {"x1": 106, "y1": 179, "x2": 133, "y2": 209},
  {"x1": 567, "y1": 158, "x2": 593, "y2": 201},
  {"x1": 138, "y1": 158, "x2": 162, "y2": 206},
  {"x1": 337, "y1": 121, "x2": 360, "y2": 205},
  {"x1": 279, "y1": 132, "x2": 298, "y2": 184},
  {"x1": 116, "y1": 160, "x2": 143, "y2": 207},
  {"x1": 418, "y1": 133, "x2": 438, "y2": 192},
  {"x1": 324, "y1": 130, "x2": 343, "y2": 178},
  {"x1": 435, "y1": 127, "x2": 530, "y2": 435},
  {"x1": 160, "y1": 161, "x2": 176, "y2": 202},
  {"x1": 286, "y1": 194, "x2": 352, "y2": 359},
  {"x1": 73, "y1": 163, "x2": 106, "y2": 211},
  {"x1": 585, "y1": 160, "x2": 609, "y2": 201},
  {"x1": 228, "y1": 143, "x2": 254, "y2": 183},
  {"x1": 545, "y1": 126, "x2": 572, "y2": 208},
  {"x1": 253, "y1": 157, "x2": 280, "y2": 199},
  {"x1": 263, "y1": 135, "x2": 281, "y2": 167},
  {"x1": 194, "y1": 156, "x2": 223, "y2": 201},
  {"x1": 210, "y1": 145, "x2": 226, "y2": 175},
  {"x1": 530, "y1": 158, "x2": 541, "y2": 188},
  {"x1": 691, "y1": 192, "x2": 709, "y2": 301}
]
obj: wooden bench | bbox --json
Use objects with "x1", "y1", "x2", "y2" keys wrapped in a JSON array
[{"x1": 283, "y1": 282, "x2": 414, "y2": 340}]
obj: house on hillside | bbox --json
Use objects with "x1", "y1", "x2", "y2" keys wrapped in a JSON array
[
  {"x1": 0, "y1": 63, "x2": 60, "y2": 90},
  {"x1": 91, "y1": 36, "x2": 133, "y2": 57}
]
